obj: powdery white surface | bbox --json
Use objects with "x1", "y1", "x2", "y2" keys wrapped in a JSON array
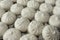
[
  {"x1": 42, "y1": 25, "x2": 59, "y2": 40},
  {"x1": 0, "y1": 0, "x2": 3, "y2": 2},
  {"x1": 20, "y1": 34, "x2": 38, "y2": 40},
  {"x1": 10, "y1": 3, "x2": 23, "y2": 15},
  {"x1": 39, "y1": 3, "x2": 53, "y2": 13},
  {"x1": 28, "y1": 20, "x2": 44, "y2": 36},
  {"x1": 15, "y1": 17, "x2": 30, "y2": 32},
  {"x1": 21, "y1": 7, "x2": 36, "y2": 20},
  {"x1": 56, "y1": 0, "x2": 60, "y2": 7},
  {"x1": 35, "y1": 11, "x2": 50, "y2": 23},
  {"x1": 27, "y1": 0, "x2": 40, "y2": 9},
  {"x1": 11, "y1": 0, "x2": 17, "y2": 2},
  {"x1": 1, "y1": 11, "x2": 16, "y2": 25},
  {"x1": 0, "y1": 0, "x2": 60, "y2": 40},
  {"x1": 30, "y1": 0, "x2": 45, "y2": 3},
  {"x1": 45, "y1": 0, "x2": 56, "y2": 5},
  {"x1": 17, "y1": 0, "x2": 29, "y2": 6},
  {"x1": 53, "y1": 6, "x2": 60, "y2": 15},
  {"x1": 0, "y1": 22, "x2": 8, "y2": 37},
  {"x1": 3, "y1": 28, "x2": 21, "y2": 40},
  {"x1": 49, "y1": 15, "x2": 60, "y2": 27},
  {"x1": 0, "y1": 0, "x2": 13, "y2": 10},
  {"x1": 39, "y1": 34, "x2": 44, "y2": 40},
  {"x1": 0, "y1": 8, "x2": 5, "y2": 18}
]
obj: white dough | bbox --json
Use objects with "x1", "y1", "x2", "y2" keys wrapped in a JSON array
[
  {"x1": 11, "y1": 0, "x2": 17, "y2": 2},
  {"x1": 53, "y1": 6, "x2": 60, "y2": 15},
  {"x1": 15, "y1": 17, "x2": 30, "y2": 32},
  {"x1": 20, "y1": 34, "x2": 37, "y2": 40},
  {"x1": 56, "y1": 0, "x2": 60, "y2": 7},
  {"x1": 17, "y1": 0, "x2": 29, "y2": 6},
  {"x1": 28, "y1": 20, "x2": 44, "y2": 36},
  {"x1": 39, "y1": 3, "x2": 53, "y2": 13},
  {"x1": 0, "y1": 22, "x2": 8, "y2": 37},
  {"x1": 0, "y1": 0, "x2": 13, "y2": 10},
  {"x1": 27, "y1": 1, "x2": 40, "y2": 9},
  {"x1": 1, "y1": 11, "x2": 16, "y2": 25},
  {"x1": 35, "y1": 11, "x2": 50, "y2": 23},
  {"x1": 39, "y1": 34, "x2": 44, "y2": 40},
  {"x1": 49, "y1": 15, "x2": 60, "y2": 27},
  {"x1": 3, "y1": 28, "x2": 21, "y2": 40},
  {"x1": 42, "y1": 25, "x2": 59, "y2": 40},
  {"x1": 30, "y1": 0, "x2": 45, "y2": 3},
  {"x1": 45, "y1": 0, "x2": 56, "y2": 5},
  {"x1": 0, "y1": 0, "x2": 3, "y2": 2},
  {"x1": 10, "y1": 3, "x2": 23, "y2": 15},
  {"x1": 21, "y1": 7, "x2": 36, "y2": 20},
  {"x1": 0, "y1": 8, "x2": 5, "y2": 18}
]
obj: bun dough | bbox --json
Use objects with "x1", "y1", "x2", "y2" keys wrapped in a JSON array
[
  {"x1": 10, "y1": 3, "x2": 23, "y2": 15},
  {"x1": 39, "y1": 34, "x2": 44, "y2": 40},
  {"x1": 27, "y1": 1, "x2": 39, "y2": 9},
  {"x1": 45, "y1": 0, "x2": 56, "y2": 5},
  {"x1": 1, "y1": 11, "x2": 16, "y2": 25},
  {"x1": 49, "y1": 15, "x2": 60, "y2": 27},
  {"x1": 20, "y1": 34, "x2": 37, "y2": 40},
  {"x1": 35, "y1": 11, "x2": 50, "y2": 23},
  {"x1": 56, "y1": 0, "x2": 60, "y2": 7},
  {"x1": 17, "y1": 0, "x2": 29, "y2": 6},
  {"x1": 15, "y1": 17, "x2": 30, "y2": 32},
  {"x1": 0, "y1": 22, "x2": 8, "y2": 37},
  {"x1": 0, "y1": 0, "x2": 13, "y2": 10},
  {"x1": 3, "y1": 28, "x2": 21, "y2": 40},
  {"x1": 21, "y1": 7, "x2": 36, "y2": 20},
  {"x1": 42, "y1": 25, "x2": 59, "y2": 40},
  {"x1": 39, "y1": 3, "x2": 53, "y2": 13},
  {"x1": 28, "y1": 20, "x2": 44, "y2": 36},
  {"x1": 53, "y1": 6, "x2": 60, "y2": 15},
  {"x1": 11, "y1": 0, "x2": 17, "y2": 2},
  {"x1": 30, "y1": 0, "x2": 45, "y2": 3},
  {"x1": 0, "y1": 8, "x2": 5, "y2": 18}
]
